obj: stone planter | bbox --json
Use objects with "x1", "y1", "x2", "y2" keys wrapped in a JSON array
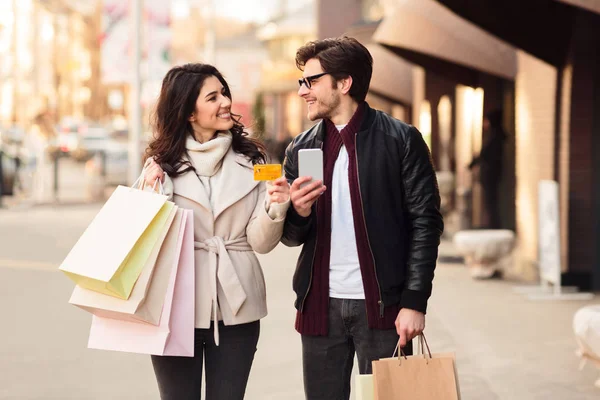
[{"x1": 453, "y1": 229, "x2": 515, "y2": 279}]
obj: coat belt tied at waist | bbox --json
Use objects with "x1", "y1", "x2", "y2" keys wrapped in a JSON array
[{"x1": 194, "y1": 236, "x2": 252, "y2": 345}]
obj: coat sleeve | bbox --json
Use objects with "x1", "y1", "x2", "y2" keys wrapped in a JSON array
[
  {"x1": 246, "y1": 182, "x2": 290, "y2": 254},
  {"x1": 399, "y1": 126, "x2": 444, "y2": 314},
  {"x1": 281, "y1": 141, "x2": 315, "y2": 247}
]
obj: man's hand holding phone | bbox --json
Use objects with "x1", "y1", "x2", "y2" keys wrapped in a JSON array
[{"x1": 290, "y1": 177, "x2": 326, "y2": 217}]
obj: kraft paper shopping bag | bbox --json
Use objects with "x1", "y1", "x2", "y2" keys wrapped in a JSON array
[{"x1": 373, "y1": 335, "x2": 461, "y2": 400}]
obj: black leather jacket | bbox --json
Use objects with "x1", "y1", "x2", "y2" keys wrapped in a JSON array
[{"x1": 282, "y1": 104, "x2": 444, "y2": 314}]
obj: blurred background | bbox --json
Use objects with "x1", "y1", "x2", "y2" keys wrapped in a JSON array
[
  {"x1": 2, "y1": 0, "x2": 600, "y2": 291},
  {"x1": 2, "y1": 1, "x2": 600, "y2": 398}
]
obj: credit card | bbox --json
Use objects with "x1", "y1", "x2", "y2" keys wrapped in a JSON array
[{"x1": 253, "y1": 164, "x2": 282, "y2": 181}]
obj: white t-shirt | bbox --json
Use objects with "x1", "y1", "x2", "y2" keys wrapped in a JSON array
[{"x1": 329, "y1": 124, "x2": 365, "y2": 299}]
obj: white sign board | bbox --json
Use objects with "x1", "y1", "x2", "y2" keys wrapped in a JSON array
[
  {"x1": 514, "y1": 180, "x2": 592, "y2": 300},
  {"x1": 538, "y1": 180, "x2": 561, "y2": 286}
]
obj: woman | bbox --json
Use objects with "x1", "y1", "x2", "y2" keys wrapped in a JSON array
[{"x1": 144, "y1": 63, "x2": 290, "y2": 400}]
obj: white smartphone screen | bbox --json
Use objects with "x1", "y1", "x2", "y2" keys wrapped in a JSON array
[{"x1": 298, "y1": 148, "x2": 324, "y2": 189}]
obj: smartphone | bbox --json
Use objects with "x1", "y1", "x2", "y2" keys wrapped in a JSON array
[{"x1": 298, "y1": 148, "x2": 324, "y2": 189}]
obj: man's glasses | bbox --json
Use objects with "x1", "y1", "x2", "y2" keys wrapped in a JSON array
[{"x1": 298, "y1": 72, "x2": 332, "y2": 89}]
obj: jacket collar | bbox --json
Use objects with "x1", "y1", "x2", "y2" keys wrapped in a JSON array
[
  {"x1": 359, "y1": 102, "x2": 377, "y2": 133},
  {"x1": 171, "y1": 147, "x2": 259, "y2": 219}
]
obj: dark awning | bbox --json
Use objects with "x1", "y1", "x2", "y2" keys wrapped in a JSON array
[
  {"x1": 373, "y1": 0, "x2": 517, "y2": 86},
  {"x1": 556, "y1": 0, "x2": 600, "y2": 15},
  {"x1": 435, "y1": 0, "x2": 576, "y2": 66}
]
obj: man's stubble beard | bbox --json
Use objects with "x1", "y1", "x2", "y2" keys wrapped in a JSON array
[{"x1": 311, "y1": 91, "x2": 341, "y2": 121}]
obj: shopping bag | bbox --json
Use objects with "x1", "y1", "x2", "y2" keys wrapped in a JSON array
[
  {"x1": 87, "y1": 209, "x2": 195, "y2": 357},
  {"x1": 59, "y1": 184, "x2": 174, "y2": 300},
  {"x1": 355, "y1": 373, "x2": 374, "y2": 400},
  {"x1": 68, "y1": 207, "x2": 182, "y2": 325},
  {"x1": 373, "y1": 334, "x2": 461, "y2": 400}
]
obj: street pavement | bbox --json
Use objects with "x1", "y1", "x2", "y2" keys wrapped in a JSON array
[{"x1": 0, "y1": 204, "x2": 599, "y2": 399}]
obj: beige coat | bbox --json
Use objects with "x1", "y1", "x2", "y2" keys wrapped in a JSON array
[{"x1": 163, "y1": 147, "x2": 289, "y2": 343}]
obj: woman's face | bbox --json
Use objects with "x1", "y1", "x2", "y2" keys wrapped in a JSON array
[{"x1": 189, "y1": 75, "x2": 234, "y2": 138}]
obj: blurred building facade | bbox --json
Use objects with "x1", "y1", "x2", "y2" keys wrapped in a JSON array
[
  {"x1": 354, "y1": 0, "x2": 600, "y2": 291},
  {"x1": 373, "y1": 0, "x2": 518, "y2": 234},
  {"x1": 0, "y1": 1, "x2": 269, "y2": 130},
  {"x1": 0, "y1": 0, "x2": 102, "y2": 130},
  {"x1": 427, "y1": 0, "x2": 600, "y2": 290}
]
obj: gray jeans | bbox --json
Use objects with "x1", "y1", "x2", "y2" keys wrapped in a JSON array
[
  {"x1": 151, "y1": 321, "x2": 260, "y2": 400},
  {"x1": 302, "y1": 299, "x2": 411, "y2": 400}
]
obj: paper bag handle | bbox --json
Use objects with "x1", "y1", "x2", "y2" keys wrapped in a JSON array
[
  {"x1": 393, "y1": 333, "x2": 433, "y2": 364},
  {"x1": 418, "y1": 334, "x2": 433, "y2": 359},
  {"x1": 131, "y1": 158, "x2": 165, "y2": 195},
  {"x1": 392, "y1": 343, "x2": 408, "y2": 360}
]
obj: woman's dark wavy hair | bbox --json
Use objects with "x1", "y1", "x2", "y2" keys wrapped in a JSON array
[{"x1": 146, "y1": 63, "x2": 266, "y2": 176}]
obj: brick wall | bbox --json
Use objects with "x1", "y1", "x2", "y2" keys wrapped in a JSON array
[{"x1": 515, "y1": 50, "x2": 557, "y2": 279}]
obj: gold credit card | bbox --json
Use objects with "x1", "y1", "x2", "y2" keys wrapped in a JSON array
[{"x1": 253, "y1": 164, "x2": 282, "y2": 181}]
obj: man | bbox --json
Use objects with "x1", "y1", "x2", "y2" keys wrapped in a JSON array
[
  {"x1": 281, "y1": 36, "x2": 444, "y2": 400},
  {"x1": 469, "y1": 109, "x2": 506, "y2": 229}
]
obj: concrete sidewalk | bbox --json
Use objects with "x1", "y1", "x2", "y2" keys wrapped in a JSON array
[{"x1": 0, "y1": 205, "x2": 598, "y2": 399}]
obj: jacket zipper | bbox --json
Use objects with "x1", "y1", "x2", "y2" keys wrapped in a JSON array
[
  {"x1": 300, "y1": 141, "x2": 324, "y2": 312},
  {"x1": 355, "y1": 133, "x2": 385, "y2": 318}
]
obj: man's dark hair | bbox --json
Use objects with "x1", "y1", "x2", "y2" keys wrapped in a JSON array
[{"x1": 295, "y1": 36, "x2": 373, "y2": 103}]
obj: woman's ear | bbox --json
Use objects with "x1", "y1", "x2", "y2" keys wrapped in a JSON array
[{"x1": 188, "y1": 113, "x2": 196, "y2": 122}]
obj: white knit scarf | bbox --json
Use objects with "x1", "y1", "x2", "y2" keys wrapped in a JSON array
[{"x1": 186, "y1": 131, "x2": 233, "y2": 177}]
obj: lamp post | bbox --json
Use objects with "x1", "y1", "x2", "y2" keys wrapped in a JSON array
[{"x1": 128, "y1": 0, "x2": 143, "y2": 184}]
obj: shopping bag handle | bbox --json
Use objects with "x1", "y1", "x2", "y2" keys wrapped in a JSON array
[
  {"x1": 418, "y1": 334, "x2": 433, "y2": 359},
  {"x1": 131, "y1": 159, "x2": 150, "y2": 190},
  {"x1": 393, "y1": 333, "x2": 433, "y2": 364},
  {"x1": 392, "y1": 342, "x2": 408, "y2": 360},
  {"x1": 131, "y1": 158, "x2": 165, "y2": 195}
]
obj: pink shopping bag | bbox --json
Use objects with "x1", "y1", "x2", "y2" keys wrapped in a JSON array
[{"x1": 87, "y1": 209, "x2": 195, "y2": 357}]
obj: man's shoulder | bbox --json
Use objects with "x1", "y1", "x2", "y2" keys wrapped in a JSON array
[
  {"x1": 372, "y1": 109, "x2": 417, "y2": 141},
  {"x1": 286, "y1": 121, "x2": 323, "y2": 153}
]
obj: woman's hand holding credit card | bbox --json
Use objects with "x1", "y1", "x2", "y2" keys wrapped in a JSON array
[
  {"x1": 253, "y1": 164, "x2": 282, "y2": 181},
  {"x1": 254, "y1": 164, "x2": 290, "y2": 204}
]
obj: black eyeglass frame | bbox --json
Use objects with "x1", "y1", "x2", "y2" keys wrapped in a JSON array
[{"x1": 298, "y1": 72, "x2": 333, "y2": 89}]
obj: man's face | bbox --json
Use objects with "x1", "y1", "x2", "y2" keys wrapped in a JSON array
[{"x1": 297, "y1": 58, "x2": 341, "y2": 121}]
